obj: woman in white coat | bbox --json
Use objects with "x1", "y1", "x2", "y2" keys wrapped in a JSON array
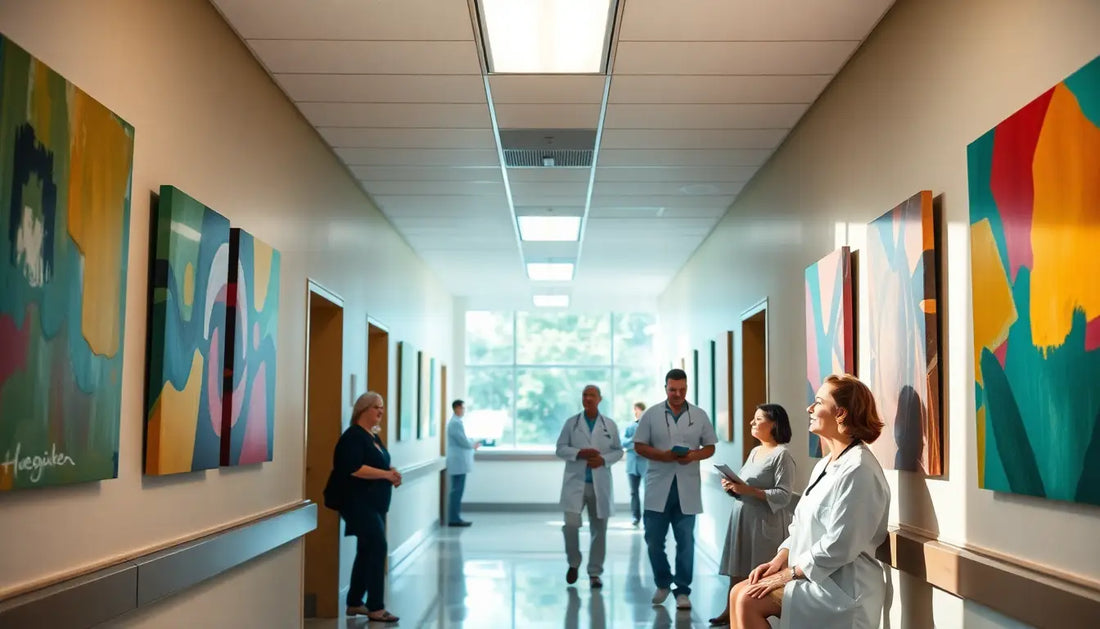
[
  {"x1": 555, "y1": 385, "x2": 623, "y2": 588},
  {"x1": 729, "y1": 373, "x2": 890, "y2": 629}
]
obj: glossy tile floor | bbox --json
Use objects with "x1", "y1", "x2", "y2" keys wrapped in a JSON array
[{"x1": 305, "y1": 512, "x2": 736, "y2": 628}]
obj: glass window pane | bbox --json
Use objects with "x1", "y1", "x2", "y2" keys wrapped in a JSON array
[
  {"x1": 465, "y1": 367, "x2": 514, "y2": 448},
  {"x1": 514, "y1": 368, "x2": 609, "y2": 448},
  {"x1": 515, "y1": 312, "x2": 611, "y2": 365},
  {"x1": 466, "y1": 311, "x2": 513, "y2": 365},
  {"x1": 612, "y1": 312, "x2": 657, "y2": 367},
  {"x1": 612, "y1": 367, "x2": 664, "y2": 425}
]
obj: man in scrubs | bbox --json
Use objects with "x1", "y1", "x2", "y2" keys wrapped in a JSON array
[{"x1": 633, "y1": 369, "x2": 717, "y2": 611}]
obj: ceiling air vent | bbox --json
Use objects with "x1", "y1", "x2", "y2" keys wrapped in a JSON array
[{"x1": 499, "y1": 129, "x2": 596, "y2": 168}]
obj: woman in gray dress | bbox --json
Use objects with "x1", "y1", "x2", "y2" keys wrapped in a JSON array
[{"x1": 709, "y1": 403, "x2": 795, "y2": 626}]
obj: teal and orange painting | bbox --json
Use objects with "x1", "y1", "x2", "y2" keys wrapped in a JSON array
[
  {"x1": 0, "y1": 33, "x2": 135, "y2": 490},
  {"x1": 969, "y1": 54, "x2": 1100, "y2": 505}
]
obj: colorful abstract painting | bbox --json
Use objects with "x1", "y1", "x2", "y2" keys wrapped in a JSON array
[
  {"x1": 397, "y1": 341, "x2": 416, "y2": 441},
  {"x1": 805, "y1": 247, "x2": 856, "y2": 458},
  {"x1": 145, "y1": 186, "x2": 229, "y2": 475},
  {"x1": 864, "y1": 190, "x2": 943, "y2": 476},
  {"x1": 968, "y1": 55, "x2": 1100, "y2": 505},
  {"x1": 0, "y1": 35, "x2": 135, "y2": 490},
  {"x1": 221, "y1": 228, "x2": 280, "y2": 466}
]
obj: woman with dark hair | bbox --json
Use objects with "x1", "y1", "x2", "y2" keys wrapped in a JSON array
[
  {"x1": 729, "y1": 374, "x2": 890, "y2": 629},
  {"x1": 708, "y1": 404, "x2": 796, "y2": 626}
]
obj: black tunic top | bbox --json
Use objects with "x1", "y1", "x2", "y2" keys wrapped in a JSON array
[{"x1": 333, "y1": 424, "x2": 392, "y2": 535}]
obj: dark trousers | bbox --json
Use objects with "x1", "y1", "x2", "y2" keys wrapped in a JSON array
[
  {"x1": 628, "y1": 473, "x2": 642, "y2": 522},
  {"x1": 347, "y1": 510, "x2": 387, "y2": 610},
  {"x1": 448, "y1": 473, "x2": 466, "y2": 523}
]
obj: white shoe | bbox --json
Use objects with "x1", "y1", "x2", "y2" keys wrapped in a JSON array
[
  {"x1": 676, "y1": 593, "x2": 691, "y2": 610},
  {"x1": 652, "y1": 587, "x2": 670, "y2": 605}
]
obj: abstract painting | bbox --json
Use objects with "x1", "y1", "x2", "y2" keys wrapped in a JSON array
[
  {"x1": 145, "y1": 186, "x2": 229, "y2": 475},
  {"x1": 418, "y1": 350, "x2": 430, "y2": 439},
  {"x1": 715, "y1": 332, "x2": 733, "y2": 442},
  {"x1": 864, "y1": 190, "x2": 943, "y2": 476},
  {"x1": 968, "y1": 54, "x2": 1100, "y2": 505},
  {"x1": 221, "y1": 228, "x2": 280, "y2": 466},
  {"x1": 428, "y1": 356, "x2": 439, "y2": 438},
  {"x1": 0, "y1": 35, "x2": 135, "y2": 490},
  {"x1": 805, "y1": 247, "x2": 856, "y2": 458},
  {"x1": 397, "y1": 341, "x2": 416, "y2": 441}
]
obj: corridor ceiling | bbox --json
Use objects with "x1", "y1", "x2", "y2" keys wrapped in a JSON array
[{"x1": 211, "y1": 0, "x2": 895, "y2": 308}]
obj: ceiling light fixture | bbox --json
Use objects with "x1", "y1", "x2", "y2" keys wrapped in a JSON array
[
  {"x1": 517, "y1": 216, "x2": 581, "y2": 242},
  {"x1": 526, "y1": 262, "x2": 575, "y2": 281},
  {"x1": 533, "y1": 294, "x2": 570, "y2": 308},
  {"x1": 477, "y1": 0, "x2": 617, "y2": 74}
]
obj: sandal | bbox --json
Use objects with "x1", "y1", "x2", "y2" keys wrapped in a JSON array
[
  {"x1": 589, "y1": 576, "x2": 603, "y2": 588},
  {"x1": 366, "y1": 610, "x2": 400, "y2": 623}
]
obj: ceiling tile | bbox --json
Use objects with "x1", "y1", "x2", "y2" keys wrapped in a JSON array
[
  {"x1": 248, "y1": 40, "x2": 481, "y2": 74},
  {"x1": 608, "y1": 75, "x2": 832, "y2": 104},
  {"x1": 613, "y1": 41, "x2": 859, "y2": 75},
  {"x1": 588, "y1": 206, "x2": 727, "y2": 219},
  {"x1": 373, "y1": 195, "x2": 509, "y2": 215},
  {"x1": 352, "y1": 166, "x2": 503, "y2": 182},
  {"x1": 599, "y1": 129, "x2": 786, "y2": 150},
  {"x1": 594, "y1": 181, "x2": 745, "y2": 196},
  {"x1": 521, "y1": 242, "x2": 581, "y2": 259},
  {"x1": 362, "y1": 181, "x2": 507, "y2": 196},
  {"x1": 598, "y1": 149, "x2": 772, "y2": 167},
  {"x1": 320, "y1": 128, "x2": 497, "y2": 149},
  {"x1": 494, "y1": 104, "x2": 602, "y2": 129},
  {"x1": 337, "y1": 148, "x2": 499, "y2": 166},
  {"x1": 618, "y1": 0, "x2": 894, "y2": 41},
  {"x1": 299, "y1": 103, "x2": 490, "y2": 128},
  {"x1": 604, "y1": 103, "x2": 807, "y2": 129},
  {"x1": 595, "y1": 166, "x2": 758, "y2": 182},
  {"x1": 590, "y1": 194, "x2": 734, "y2": 209},
  {"x1": 489, "y1": 75, "x2": 606, "y2": 104},
  {"x1": 509, "y1": 182, "x2": 589, "y2": 199},
  {"x1": 276, "y1": 74, "x2": 487, "y2": 103},
  {"x1": 212, "y1": 0, "x2": 476, "y2": 39},
  {"x1": 507, "y1": 169, "x2": 591, "y2": 183}
]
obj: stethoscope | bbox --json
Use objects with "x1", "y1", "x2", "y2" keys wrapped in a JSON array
[
  {"x1": 573, "y1": 414, "x2": 612, "y2": 440},
  {"x1": 664, "y1": 403, "x2": 695, "y2": 438}
]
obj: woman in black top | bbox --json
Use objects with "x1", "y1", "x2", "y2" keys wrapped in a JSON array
[{"x1": 334, "y1": 392, "x2": 402, "y2": 623}]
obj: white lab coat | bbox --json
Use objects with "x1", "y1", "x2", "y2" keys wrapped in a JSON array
[
  {"x1": 446, "y1": 415, "x2": 476, "y2": 475},
  {"x1": 633, "y1": 402, "x2": 717, "y2": 515},
  {"x1": 779, "y1": 444, "x2": 890, "y2": 629},
  {"x1": 556, "y1": 413, "x2": 623, "y2": 519}
]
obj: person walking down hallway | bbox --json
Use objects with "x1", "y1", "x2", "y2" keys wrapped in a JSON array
[
  {"x1": 333, "y1": 392, "x2": 402, "y2": 623},
  {"x1": 555, "y1": 385, "x2": 623, "y2": 588},
  {"x1": 622, "y1": 401, "x2": 648, "y2": 526},
  {"x1": 446, "y1": 399, "x2": 479, "y2": 527},
  {"x1": 633, "y1": 369, "x2": 718, "y2": 611}
]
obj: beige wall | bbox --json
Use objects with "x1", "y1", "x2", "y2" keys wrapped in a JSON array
[
  {"x1": 0, "y1": 0, "x2": 453, "y2": 621},
  {"x1": 658, "y1": 0, "x2": 1100, "y2": 623}
]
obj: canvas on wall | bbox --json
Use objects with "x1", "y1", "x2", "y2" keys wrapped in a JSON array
[
  {"x1": 715, "y1": 332, "x2": 734, "y2": 442},
  {"x1": 397, "y1": 341, "x2": 417, "y2": 441},
  {"x1": 968, "y1": 54, "x2": 1100, "y2": 506},
  {"x1": 221, "y1": 228, "x2": 280, "y2": 466},
  {"x1": 0, "y1": 35, "x2": 135, "y2": 490},
  {"x1": 429, "y1": 356, "x2": 439, "y2": 438},
  {"x1": 417, "y1": 350, "x2": 430, "y2": 439},
  {"x1": 863, "y1": 190, "x2": 943, "y2": 476},
  {"x1": 805, "y1": 247, "x2": 856, "y2": 458},
  {"x1": 145, "y1": 186, "x2": 229, "y2": 475}
]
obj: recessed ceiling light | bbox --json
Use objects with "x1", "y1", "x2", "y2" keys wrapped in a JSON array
[
  {"x1": 517, "y1": 216, "x2": 581, "y2": 241},
  {"x1": 526, "y1": 262, "x2": 574, "y2": 281},
  {"x1": 533, "y1": 294, "x2": 569, "y2": 308},
  {"x1": 478, "y1": 0, "x2": 616, "y2": 73}
]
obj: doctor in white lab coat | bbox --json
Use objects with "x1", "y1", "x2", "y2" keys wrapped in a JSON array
[
  {"x1": 555, "y1": 384, "x2": 623, "y2": 588},
  {"x1": 730, "y1": 374, "x2": 890, "y2": 629}
]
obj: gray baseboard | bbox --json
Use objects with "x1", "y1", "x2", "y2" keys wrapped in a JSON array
[{"x1": 464, "y1": 502, "x2": 632, "y2": 513}]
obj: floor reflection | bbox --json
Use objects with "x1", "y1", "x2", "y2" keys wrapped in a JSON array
[{"x1": 307, "y1": 513, "x2": 728, "y2": 628}]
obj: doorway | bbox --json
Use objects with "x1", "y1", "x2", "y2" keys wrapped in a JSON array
[
  {"x1": 303, "y1": 283, "x2": 344, "y2": 619},
  {"x1": 367, "y1": 319, "x2": 390, "y2": 447},
  {"x1": 740, "y1": 299, "x2": 768, "y2": 463}
]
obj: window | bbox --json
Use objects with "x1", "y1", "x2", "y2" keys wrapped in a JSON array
[{"x1": 464, "y1": 311, "x2": 661, "y2": 449}]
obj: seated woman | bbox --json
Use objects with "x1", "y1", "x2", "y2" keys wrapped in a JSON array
[
  {"x1": 729, "y1": 374, "x2": 890, "y2": 629},
  {"x1": 709, "y1": 404, "x2": 796, "y2": 627}
]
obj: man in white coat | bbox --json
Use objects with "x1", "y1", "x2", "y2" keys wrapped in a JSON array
[
  {"x1": 633, "y1": 368, "x2": 717, "y2": 611},
  {"x1": 445, "y1": 399, "x2": 479, "y2": 527},
  {"x1": 555, "y1": 385, "x2": 623, "y2": 588}
]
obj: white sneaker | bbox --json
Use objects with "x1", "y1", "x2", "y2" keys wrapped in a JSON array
[
  {"x1": 651, "y1": 587, "x2": 670, "y2": 605},
  {"x1": 675, "y1": 593, "x2": 691, "y2": 610}
]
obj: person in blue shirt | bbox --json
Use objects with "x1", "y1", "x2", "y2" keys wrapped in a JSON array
[{"x1": 622, "y1": 401, "x2": 649, "y2": 526}]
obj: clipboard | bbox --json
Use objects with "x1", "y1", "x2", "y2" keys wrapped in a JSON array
[{"x1": 714, "y1": 464, "x2": 746, "y2": 485}]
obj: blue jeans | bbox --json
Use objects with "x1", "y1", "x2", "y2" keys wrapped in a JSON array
[
  {"x1": 643, "y1": 478, "x2": 695, "y2": 596},
  {"x1": 448, "y1": 473, "x2": 466, "y2": 523}
]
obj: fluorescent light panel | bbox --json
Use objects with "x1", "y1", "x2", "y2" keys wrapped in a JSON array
[
  {"x1": 479, "y1": 0, "x2": 614, "y2": 73},
  {"x1": 526, "y1": 262, "x2": 574, "y2": 281},
  {"x1": 517, "y1": 216, "x2": 581, "y2": 241},
  {"x1": 533, "y1": 294, "x2": 569, "y2": 308}
]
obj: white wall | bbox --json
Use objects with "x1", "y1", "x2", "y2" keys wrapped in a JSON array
[
  {"x1": 658, "y1": 0, "x2": 1100, "y2": 624},
  {"x1": 0, "y1": 0, "x2": 453, "y2": 622}
]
